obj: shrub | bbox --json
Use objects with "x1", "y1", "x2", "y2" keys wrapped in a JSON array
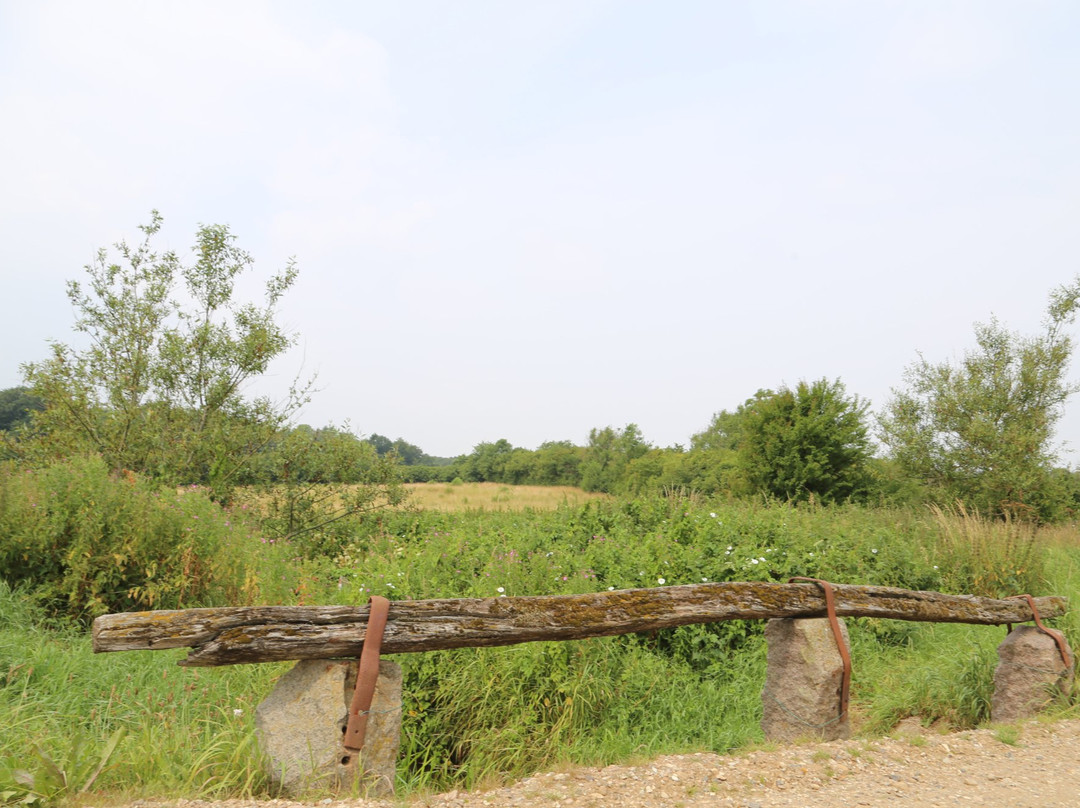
[{"x1": 0, "y1": 456, "x2": 259, "y2": 621}]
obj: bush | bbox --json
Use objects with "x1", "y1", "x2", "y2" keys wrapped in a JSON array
[{"x1": 0, "y1": 456, "x2": 259, "y2": 621}]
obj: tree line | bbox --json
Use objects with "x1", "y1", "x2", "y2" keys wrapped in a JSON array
[{"x1": 3, "y1": 212, "x2": 1080, "y2": 523}]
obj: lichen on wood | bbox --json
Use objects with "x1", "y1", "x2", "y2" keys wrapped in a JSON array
[{"x1": 90, "y1": 582, "x2": 1068, "y2": 667}]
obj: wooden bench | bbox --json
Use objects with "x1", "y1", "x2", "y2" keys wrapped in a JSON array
[{"x1": 92, "y1": 582, "x2": 1074, "y2": 795}]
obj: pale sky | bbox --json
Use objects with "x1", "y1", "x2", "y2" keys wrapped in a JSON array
[{"x1": 2, "y1": 1, "x2": 1079, "y2": 459}]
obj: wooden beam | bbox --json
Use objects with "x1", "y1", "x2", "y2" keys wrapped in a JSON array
[{"x1": 90, "y1": 582, "x2": 1068, "y2": 667}]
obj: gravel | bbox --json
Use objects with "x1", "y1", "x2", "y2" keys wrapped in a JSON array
[{"x1": 116, "y1": 718, "x2": 1080, "y2": 808}]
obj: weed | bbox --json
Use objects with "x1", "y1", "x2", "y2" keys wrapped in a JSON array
[{"x1": 992, "y1": 724, "x2": 1021, "y2": 746}]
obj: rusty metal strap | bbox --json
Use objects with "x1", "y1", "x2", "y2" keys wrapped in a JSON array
[
  {"x1": 1006, "y1": 593, "x2": 1074, "y2": 672},
  {"x1": 343, "y1": 595, "x2": 390, "y2": 752},
  {"x1": 789, "y1": 577, "x2": 851, "y2": 721}
]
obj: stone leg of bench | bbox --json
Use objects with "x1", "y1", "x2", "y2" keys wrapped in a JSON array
[
  {"x1": 761, "y1": 617, "x2": 851, "y2": 743},
  {"x1": 991, "y1": 626, "x2": 1074, "y2": 722},
  {"x1": 255, "y1": 658, "x2": 402, "y2": 796}
]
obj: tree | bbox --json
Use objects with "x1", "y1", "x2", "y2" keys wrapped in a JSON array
[
  {"x1": 249, "y1": 424, "x2": 405, "y2": 555},
  {"x1": 20, "y1": 212, "x2": 311, "y2": 498},
  {"x1": 735, "y1": 379, "x2": 873, "y2": 503},
  {"x1": 580, "y1": 423, "x2": 650, "y2": 493},
  {"x1": 879, "y1": 280, "x2": 1080, "y2": 518},
  {"x1": 0, "y1": 387, "x2": 44, "y2": 433},
  {"x1": 365, "y1": 433, "x2": 395, "y2": 457},
  {"x1": 461, "y1": 439, "x2": 516, "y2": 482}
]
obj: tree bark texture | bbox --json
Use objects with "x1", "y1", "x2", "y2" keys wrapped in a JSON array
[{"x1": 91, "y1": 582, "x2": 1068, "y2": 667}]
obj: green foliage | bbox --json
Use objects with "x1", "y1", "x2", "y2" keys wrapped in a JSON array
[
  {"x1": 879, "y1": 279, "x2": 1080, "y2": 519},
  {"x1": 927, "y1": 503, "x2": 1043, "y2": 598},
  {"x1": 2, "y1": 496, "x2": 1079, "y2": 800},
  {"x1": 0, "y1": 456, "x2": 259, "y2": 619},
  {"x1": 0, "y1": 389, "x2": 44, "y2": 435},
  {"x1": 365, "y1": 433, "x2": 446, "y2": 466},
  {"x1": 580, "y1": 424, "x2": 650, "y2": 493},
  {"x1": 733, "y1": 379, "x2": 873, "y2": 503},
  {"x1": 1, "y1": 728, "x2": 125, "y2": 806},
  {"x1": 460, "y1": 438, "x2": 516, "y2": 483},
  {"x1": 0, "y1": 582, "x2": 278, "y2": 803},
  {"x1": 246, "y1": 424, "x2": 406, "y2": 557},
  {"x1": 19, "y1": 212, "x2": 309, "y2": 499},
  {"x1": 856, "y1": 624, "x2": 1000, "y2": 732}
]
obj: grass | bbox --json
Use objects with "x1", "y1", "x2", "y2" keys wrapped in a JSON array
[
  {"x1": 2, "y1": 488, "x2": 1079, "y2": 803},
  {"x1": 403, "y1": 482, "x2": 610, "y2": 511}
]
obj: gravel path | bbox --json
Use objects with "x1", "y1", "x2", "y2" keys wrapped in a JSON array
[{"x1": 148, "y1": 718, "x2": 1080, "y2": 808}]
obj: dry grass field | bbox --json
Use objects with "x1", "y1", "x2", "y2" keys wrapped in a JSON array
[{"x1": 404, "y1": 481, "x2": 610, "y2": 511}]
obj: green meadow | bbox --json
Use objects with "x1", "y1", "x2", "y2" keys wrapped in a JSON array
[{"x1": 2, "y1": 466, "x2": 1077, "y2": 803}]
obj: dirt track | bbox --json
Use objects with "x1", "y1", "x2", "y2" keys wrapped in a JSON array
[{"x1": 151, "y1": 718, "x2": 1080, "y2": 808}]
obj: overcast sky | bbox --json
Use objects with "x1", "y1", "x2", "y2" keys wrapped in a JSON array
[{"x1": 2, "y1": 1, "x2": 1079, "y2": 459}]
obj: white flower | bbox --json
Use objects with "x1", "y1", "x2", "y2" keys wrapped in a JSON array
[
  {"x1": 702, "y1": 577, "x2": 709, "y2": 582},
  {"x1": 608, "y1": 586, "x2": 615, "y2": 591},
  {"x1": 726, "y1": 545, "x2": 733, "y2": 551},
  {"x1": 871, "y1": 549, "x2": 878, "y2": 554},
  {"x1": 233, "y1": 709, "x2": 243, "y2": 717},
  {"x1": 759, "y1": 557, "x2": 766, "y2": 562},
  {"x1": 750, "y1": 559, "x2": 759, "y2": 565},
  {"x1": 933, "y1": 565, "x2": 939, "y2": 570},
  {"x1": 710, "y1": 512, "x2": 717, "y2": 518},
  {"x1": 657, "y1": 577, "x2": 666, "y2": 585},
  {"x1": 496, "y1": 586, "x2": 505, "y2": 593}
]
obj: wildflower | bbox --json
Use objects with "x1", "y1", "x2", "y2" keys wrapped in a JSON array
[
  {"x1": 758, "y1": 557, "x2": 766, "y2": 562},
  {"x1": 607, "y1": 586, "x2": 615, "y2": 591},
  {"x1": 710, "y1": 512, "x2": 717, "y2": 518},
  {"x1": 233, "y1": 709, "x2": 243, "y2": 717},
  {"x1": 871, "y1": 549, "x2": 878, "y2": 554},
  {"x1": 702, "y1": 577, "x2": 709, "y2": 582},
  {"x1": 657, "y1": 577, "x2": 666, "y2": 585},
  {"x1": 496, "y1": 587, "x2": 505, "y2": 593},
  {"x1": 750, "y1": 558, "x2": 759, "y2": 565}
]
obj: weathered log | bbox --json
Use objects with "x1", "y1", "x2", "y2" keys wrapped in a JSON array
[{"x1": 91, "y1": 582, "x2": 1068, "y2": 667}]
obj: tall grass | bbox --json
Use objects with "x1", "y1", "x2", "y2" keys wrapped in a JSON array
[{"x1": 929, "y1": 503, "x2": 1042, "y2": 597}]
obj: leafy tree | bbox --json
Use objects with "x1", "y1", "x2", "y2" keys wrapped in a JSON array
[
  {"x1": 580, "y1": 424, "x2": 650, "y2": 493},
  {"x1": 20, "y1": 212, "x2": 311, "y2": 498},
  {"x1": 735, "y1": 379, "x2": 873, "y2": 503},
  {"x1": 249, "y1": 424, "x2": 405, "y2": 555},
  {"x1": 365, "y1": 433, "x2": 395, "y2": 456},
  {"x1": 461, "y1": 439, "x2": 516, "y2": 482},
  {"x1": 0, "y1": 387, "x2": 44, "y2": 432},
  {"x1": 390, "y1": 438, "x2": 425, "y2": 466},
  {"x1": 528, "y1": 440, "x2": 585, "y2": 486},
  {"x1": 690, "y1": 406, "x2": 751, "y2": 453},
  {"x1": 879, "y1": 280, "x2": 1080, "y2": 518}
]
